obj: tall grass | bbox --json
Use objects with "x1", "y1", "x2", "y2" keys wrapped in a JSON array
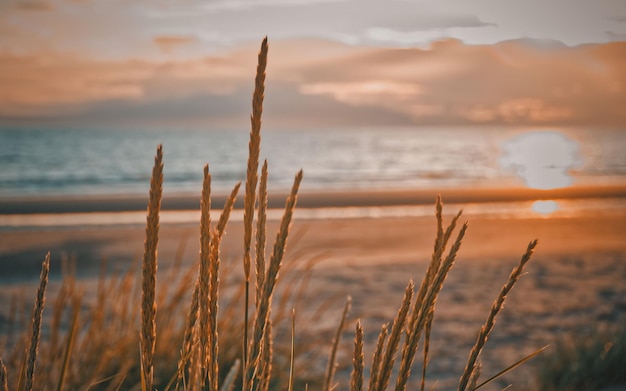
[{"x1": 0, "y1": 37, "x2": 543, "y2": 391}]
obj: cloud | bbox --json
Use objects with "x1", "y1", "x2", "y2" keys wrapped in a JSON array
[
  {"x1": 1, "y1": 0, "x2": 622, "y2": 63},
  {"x1": 153, "y1": 35, "x2": 198, "y2": 53},
  {"x1": 164, "y1": 0, "x2": 495, "y2": 48},
  {"x1": 274, "y1": 38, "x2": 626, "y2": 126},
  {"x1": 607, "y1": 31, "x2": 626, "y2": 41},
  {"x1": 1, "y1": 39, "x2": 625, "y2": 128},
  {"x1": 13, "y1": 0, "x2": 54, "y2": 11}
]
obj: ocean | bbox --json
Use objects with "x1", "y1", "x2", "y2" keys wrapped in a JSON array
[{"x1": 0, "y1": 126, "x2": 625, "y2": 198}]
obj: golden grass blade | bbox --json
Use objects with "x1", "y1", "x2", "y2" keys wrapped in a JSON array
[
  {"x1": 209, "y1": 230, "x2": 222, "y2": 391},
  {"x1": 410, "y1": 205, "x2": 463, "y2": 346},
  {"x1": 440, "y1": 210, "x2": 463, "y2": 260},
  {"x1": 434, "y1": 195, "x2": 444, "y2": 251},
  {"x1": 243, "y1": 37, "x2": 268, "y2": 391},
  {"x1": 180, "y1": 279, "x2": 200, "y2": 384},
  {"x1": 198, "y1": 164, "x2": 212, "y2": 390},
  {"x1": 217, "y1": 182, "x2": 242, "y2": 239},
  {"x1": 457, "y1": 240, "x2": 538, "y2": 391},
  {"x1": 257, "y1": 163, "x2": 271, "y2": 391},
  {"x1": 25, "y1": 252, "x2": 50, "y2": 391},
  {"x1": 256, "y1": 160, "x2": 269, "y2": 304},
  {"x1": 47, "y1": 279, "x2": 68, "y2": 386},
  {"x1": 396, "y1": 222, "x2": 468, "y2": 391},
  {"x1": 17, "y1": 350, "x2": 26, "y2": 391},
  {"x1": 288, "y1": 309, "x2": 296, "y2": 391},
  {"x1": 419, "y1": 203, "x2": 463, "y2": 319},
  {"x1": 140, "y1": 144, "x2": 163, "y2": 391},
  {"x1": 375, "y1": 281, "x2": 414, "y2": 391},
  {"x1": 259, "y1": 318, "x2": 273, "y2": 391},
  {"x1": 246, "y1": 169, "x2": 303, "y2": 391},
  {"x1": 86, "y1": 372, "x2": 127, "y2": 391},
  {"x1": 420, "y1": 313, "x2": 433, "y2": 391},
  {"x1": 1, "y1": 357, "x2": 9, "y2": 391},
  {"x1": 368, "y1": 323, "x2": 388, "y2": 391},
  {"x1": 473, "y1": 345, "x2": 548, "y2": 391},
  {"x1": 324, "y1": 296, "x2": 351, "y2": 391},
  {"x1": 351, "y1": 320, "x2": 364, "y2": 391},
  {"x1": 56, "y1": 294, "x2": 81, "y2": 391},
  {"x1": 208, "y1": 179, "x2": 241, "y2": 391},
  {"x1": 243, "y1": 281, "x2": 251, "y2": 391},
  {"x1": 244, "y1": 35, "x2": 268, "y2": 281},
  {"x1": 162, "y1": 364, "x2": 182, "y2": 391},
  {"x1": 467, "y1": 360, "x2": 481, "y2": 391},
  {"x1": 219, "y1": 359, "x2": 240, "y2": 391},
  {"x1": 265, "y1": 169, "x2": 302, "y2": 288}
]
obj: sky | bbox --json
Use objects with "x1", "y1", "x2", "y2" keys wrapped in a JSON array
[{"x1": 1, "y1": 0, "x2": 625, "y2": 129}]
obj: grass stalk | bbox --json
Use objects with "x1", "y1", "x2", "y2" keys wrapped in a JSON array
[
  {"x1": 246, "y1": 170, "x2": 303, "y2": 391},
  {"x1": 25, "y1": 252, "x2": 50, "y2": 391},
  {"x1": 243, "y1": 36, "x2": 268, "y2": 391},
  {"x1": 198, "y1": 164, "x2": 213, "y2": 390},
  {"x1": 56, "y1": 294, "x2": 81, "y2": 391},
  {"x1": 256, "y1": 160, "x2": 269, "y2": 305},
  {"x1": 324, "y1": 296, "x2": 351, "y2": 391},
  {"x1": 396, "y1": 222, "x2": 468, "y2": 391},
  {"x1": 180, "y1": 279, "x2": 200, "y2": 385},
  {"x1": 374, "y1": 281, "x2": 414, "y2": 391},
  {"x1": 209, "y1": 230, "x2": 222, "y2": 391},
  {"x1": 474, "y1": 345, "x2": 548, "y2": 390},
  {"x1": 219, "y1": 359, "x2": 240, "y2": 391},
  {"x1": 420, "y1": 314, "x2": 432, "y2": 391},
  {"x1": 368, "y1": 324, "x2": 389, "y2": 391},
  {"x1": 288, "y1": 309, "x2": 296, "y2": 391},
  {"x1": 140, "y1": 144, "x2": 163, "y2": 391},
  {"x1": 350, "y1": 320, "x2": 364, "y2": 391},
  {"x1": 457, "y1": 239, "x2": 538, "y2": 391},
  {"x1": 0, "y1": 357, "x2": 8, "y2": 391}
]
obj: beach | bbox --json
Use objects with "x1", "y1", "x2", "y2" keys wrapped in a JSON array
[{"x1": 1, "y1": 188, "x2": 625, "y2": 390}]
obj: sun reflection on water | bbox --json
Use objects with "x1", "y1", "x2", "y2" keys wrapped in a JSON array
[
  {"x1": 531, "y1": 200, "x2": 560, "y2": 216},
  {"x1": 500, "y1": 131, "x2": 582, "y2": 190}
]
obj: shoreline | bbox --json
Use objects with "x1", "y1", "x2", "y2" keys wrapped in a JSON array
[{"x1": 1, "y1": 182, "x2": 626, "y2": 214}]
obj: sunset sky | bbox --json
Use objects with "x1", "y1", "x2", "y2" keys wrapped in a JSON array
[{"x1": 1, "y1": 0, "x2": 625, "y2": 129}]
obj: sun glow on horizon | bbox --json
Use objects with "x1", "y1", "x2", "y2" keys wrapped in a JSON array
[
  {"x1": 532, "y1": 200, "x2": 560, "y2": 216},
  {"x1": 500, "y1": 131, "x2": 582, "y2": 190}
]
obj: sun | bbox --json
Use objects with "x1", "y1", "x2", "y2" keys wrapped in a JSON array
[{"x1": 500, "y1": 131, "x2": 581, "y2": 190}]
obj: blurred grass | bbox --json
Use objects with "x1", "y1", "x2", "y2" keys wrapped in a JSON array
[{"x1": 534, "y1": 325, "x2": 626, "y2": 391}]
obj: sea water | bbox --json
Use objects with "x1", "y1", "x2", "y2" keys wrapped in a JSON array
[{"x1": 0, "y1": 126, "x2": 624, "y2": 197}]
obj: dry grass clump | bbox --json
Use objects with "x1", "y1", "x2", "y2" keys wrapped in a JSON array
[{"x1": 0, "y1": 37, "x2": 544, "y2": 391}]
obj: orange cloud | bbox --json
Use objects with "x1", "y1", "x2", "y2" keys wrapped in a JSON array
[
  {"x1": 0, "y1": 54, "x2": 149, "y2": 116},
  {"x1": 300, "y1": 81, "x2": 422, "y2": 105},
  {"x1": 153, "y1": 35, "x2": 197, "y2": 53},
  {"x1": 13, "y1": 0, "x2": 54, "y2": 11}
]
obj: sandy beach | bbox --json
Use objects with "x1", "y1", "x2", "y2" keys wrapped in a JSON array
[{"x1": 1, "y1": 188, "x2": 625, "y2": 390}]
